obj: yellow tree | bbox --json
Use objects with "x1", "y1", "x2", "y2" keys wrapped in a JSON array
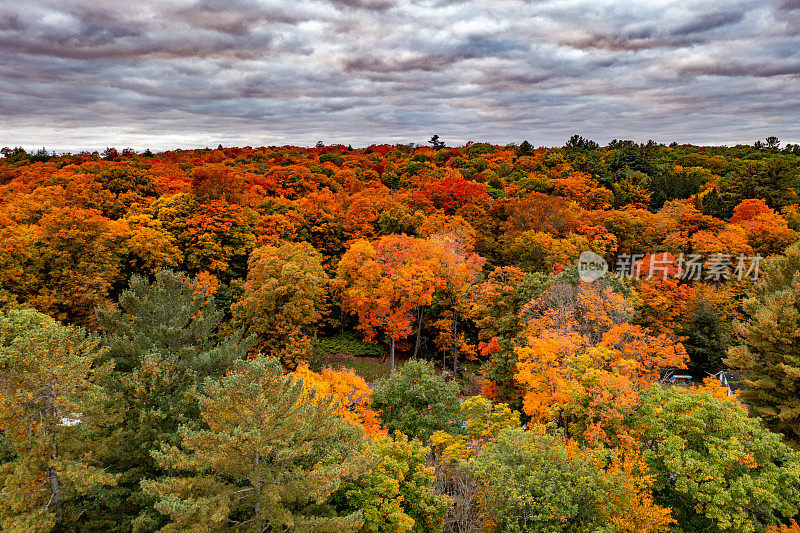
[
  {"x1": 293, "y1": 364, "x2": 385, "y2": 438},
  {"x1": 232, "y1": 241, "x2": 328, "y2": 369}
]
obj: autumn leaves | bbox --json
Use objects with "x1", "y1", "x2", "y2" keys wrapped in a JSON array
[{"x1": 336, "y1": 232, "x2": 484, "y2": 374}]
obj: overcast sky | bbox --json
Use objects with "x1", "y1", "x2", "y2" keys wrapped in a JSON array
[{"x1": 1, "y1": 0, "x2": 799, "y2": 152}]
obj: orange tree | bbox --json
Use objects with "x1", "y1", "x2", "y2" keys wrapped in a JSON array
[
  {"x1": 335, "y1": 234, "x2": 439, "y2": 373},
  {"x1": 426, "y1": 231, "x2": 486, "y2": 374}
]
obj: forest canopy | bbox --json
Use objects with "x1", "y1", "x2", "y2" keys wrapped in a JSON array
[{"x1": 1, "y1": 138, "x2": 800, "y2": 532}]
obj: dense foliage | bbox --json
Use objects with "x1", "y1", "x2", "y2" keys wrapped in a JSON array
[{"x1": 1, "y1": 138, "x2": 800, "y2": 531}]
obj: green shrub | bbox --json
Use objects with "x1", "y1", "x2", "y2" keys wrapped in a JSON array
[
  {"x1": 330, "y1": 359, "x2": 394, "y2": 383},
  {"x1": 466, "y1": 143, "x2": 495, "y2": 156},
  {"x1": 371, "y1": 359, "x2": 460, "y2": 441}
]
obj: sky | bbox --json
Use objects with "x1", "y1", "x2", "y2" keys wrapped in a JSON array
[{"x1": 1, "y1": 0, "x2": 799, "y2": 152}]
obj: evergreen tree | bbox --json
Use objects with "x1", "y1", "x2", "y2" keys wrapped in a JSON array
[
  {"x1": 727, "y1": 243, "x2": 800, "y2": 444},
  {"x1": 86, "y1": 269, "x2": 253, "y2": 530},
  {"x1": 143, "y1": 357, "x2": 367, "y2": 532},
  {"x1": 96, "y1": 268, "x2": 250, "y2": 374},
  {"x1": 516, "y1": 140, "x2": 534, "y2": 156},
  {"x1": 428, "y1": 135, "x2": 445, "y2": 149},
  {"x1": 0, "y1": 309, "x2": 116, "y2": 531},
  {"x1": 715, "y1": 160, "x2": 797, "y2": 218},
  {"x1": 681, "y1": 299, "x2": 730, "y2": 377}
]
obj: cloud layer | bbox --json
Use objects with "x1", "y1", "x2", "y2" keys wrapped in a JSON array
[{"x1": 1, "y1": 0, "x2": 798, "y2": 151}]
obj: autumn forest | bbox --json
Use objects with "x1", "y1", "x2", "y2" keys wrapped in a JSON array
[{"x1": 2, "y1": 137, "x2": 800, "y2": 532}]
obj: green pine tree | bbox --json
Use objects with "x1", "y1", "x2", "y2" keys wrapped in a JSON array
[
  {"x1": 0, "y1": 309, "x2": 117, "y2": 531},
  {"x1": 727, "y1": 243, "x2": 800, "y2": 444},
  {"x1": 84, "y1": 269, "x2": 253, "y2": 531},
  {"x1": 681, "y1": 299, "x2": 730, "y2": 377},
  {"x1": 143, "y1": 356, "x2": 367, "y2": 532},
  {"x1": 96, "y1": 268, "x2": 250, "y2": 375}
]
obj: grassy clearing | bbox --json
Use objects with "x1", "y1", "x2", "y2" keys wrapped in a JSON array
[
  {"x1": 317, "y1": 333, "x2": 480, "y2": 389},
  {"x1": 317, "y1": 332, "x2": 383, "y2": 357}
]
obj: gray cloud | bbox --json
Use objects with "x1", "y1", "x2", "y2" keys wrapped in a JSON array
[
  {"x1": 672, "y1": 11, "x2": 746, "y2": 35},
  {"x1": 0, "y1": 0, "x2": 798, "y2": 151}
]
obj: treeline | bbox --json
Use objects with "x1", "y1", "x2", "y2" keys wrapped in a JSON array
[{"x1": 1, "y1": 138, "x2": 800, "y2": 531}]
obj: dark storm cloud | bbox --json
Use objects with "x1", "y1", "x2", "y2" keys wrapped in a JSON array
[
  {"x1": 1, "y1": 0, "x2": 798, "y2": 151},
  {"x1": 558, "y1": 32, "x2": 698, "y2": 52},
  {"x1": 170, "y1": 1, "x2": 306, "y2": 35}
]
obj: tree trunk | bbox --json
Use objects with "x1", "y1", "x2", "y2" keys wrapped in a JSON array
[
  {"x1": 46, "y1": 465, "x2": 60, "y2": 508},
  {"x1": 413, "y1": 307, "x2": 424, "y2": 360},
  {"x1": 452, "y1": 314, "x2": 458, "y2": 375},
  {"x1": 390, "y1": 337, "x2": 395, "y2": 374},
  {"x1": 253, "y1": 454, "x2": 261, "y2": 528},
  {"x1": 44, "y1": 380, "x2": 61, "y2": 518}
]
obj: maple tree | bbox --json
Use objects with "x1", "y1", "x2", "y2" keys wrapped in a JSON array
[
  {"x1": 190, "y1": 163, "x2": 245, "y2": 203},
  {"x1": 417, "y1": 169, "x2": 490, "y2": 214},
  {"x1": 183, "y1": 199, "x2": 257, "y2": 280},
  {"x1": 632, "y1": 252, "x2": 695, "y2": 337},
  {"x1": 35, "y1": 207, "x2": 126, "y2": 326},
  {"x1": 121, "y1": 212, "x2": 181, "y2": 275},
  {"x1": 514, "y1": 278, "x2": 688, "y2": 439},
  {"x1": 293, "y1": 364, "x2": 384, "y2": 438},
  {"x1": 730, "y1": 198, "x2": 798, "y2": 256},
  {"x1": 427, "y1": 231, "x2": 486, "y2": 373},
  {"x1": 336, "y1": 235, "x2": 438, "y2": 372},
  {"x1": 770, "y1": 521, "x2": 800, "y2": 533}
]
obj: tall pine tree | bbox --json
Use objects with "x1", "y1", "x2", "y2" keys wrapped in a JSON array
[
  {"x1": 143, "y1": 356, "x2": 367, "y2": 532},
  {"x1": 727, "y1": 243, "x2": 800, "y2": 444},
  {"x1": 85, "y1": 269, "x2": 253, "y2": 531},
  {"x1": 0, "y1": 309, "x2": 116, "y2": 531}
]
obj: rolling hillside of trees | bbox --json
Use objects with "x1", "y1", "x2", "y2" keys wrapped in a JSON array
[{"x1": 2, "y1": 137, "x2": 800, "y2": 532}]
